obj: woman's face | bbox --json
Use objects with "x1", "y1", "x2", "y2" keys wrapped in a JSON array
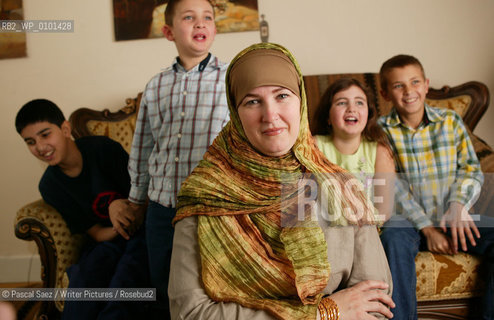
[
  {"x1": 237, "y1": 85, "x2": 301, "y2": 157},
  {"x1": 328, "y1": 85, "x2": 369, "y2": 139}
]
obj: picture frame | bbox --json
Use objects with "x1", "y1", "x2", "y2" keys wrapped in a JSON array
[
  {"x1": 0, "y1": 0, "x2": 26, "y2": 59},
  {"x1": 113, "y1": 0, "x2": 259, "y2": 41}
]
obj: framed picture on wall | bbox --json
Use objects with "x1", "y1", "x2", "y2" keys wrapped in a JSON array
[
  {"x1": 0, "y1": 0, "x2": 27, "y2": 59},
  {"x1": 112, "y1": 0, "x2": 259, "y2": 41}
]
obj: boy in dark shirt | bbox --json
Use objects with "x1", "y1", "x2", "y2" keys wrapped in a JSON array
[{"x1": 16, "y1": 99, "x2": 150, "y2": 320}]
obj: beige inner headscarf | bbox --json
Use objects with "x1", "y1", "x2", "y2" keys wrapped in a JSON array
[
  {"x1": 175, "y1": 43, "x2": 375, "y2": 320},
  {"x1": 228, "y1": 48, "x2": 301, "y2": 107}
]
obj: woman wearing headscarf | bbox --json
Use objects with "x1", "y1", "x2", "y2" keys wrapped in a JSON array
[{"x1": 168, "y1": 43, "x2": 394, "y2": 320}]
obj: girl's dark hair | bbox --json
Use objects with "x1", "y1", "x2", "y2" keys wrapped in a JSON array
[
  {"x1": 15, "y1": 99, "x2": 65, "y2": 134},
  {"x1": 313, "y1": 78, "x2": 389, "y2": 147}
]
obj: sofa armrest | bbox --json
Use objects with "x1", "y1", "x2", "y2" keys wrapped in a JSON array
[{"x1": 15, "y1": 199, "x2": 86, "y2": 314}]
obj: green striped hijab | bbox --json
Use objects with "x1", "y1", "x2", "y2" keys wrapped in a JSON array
[{"x1": 175, "y1": 43, "x2": 374, "y2": 320}]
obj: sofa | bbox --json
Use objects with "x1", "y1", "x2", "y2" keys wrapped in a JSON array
[{"x1": 15, "y1": 74, "x2": 491, "y2": 319}]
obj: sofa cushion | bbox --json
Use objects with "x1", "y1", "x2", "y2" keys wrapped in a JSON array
[
  {"x1": 415, "y1": 251, "x2": 484, "y2": 301},
  {"x1": 425, "y1": 96, "x2": 472, "y2": 119},
  {"x1": 86, "y1": 116, "x2": 136, "y2": 154},
  {"x1": 69, "y1": 93, "x2": 141, "y2": 154}
]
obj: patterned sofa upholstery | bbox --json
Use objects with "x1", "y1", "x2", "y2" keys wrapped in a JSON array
[
  {"x1": 304, "y1": 73, "x2": 492, "y2": 319},
  {"x1": 14, "y1": 74, "x2": 491, "y2": 319}
]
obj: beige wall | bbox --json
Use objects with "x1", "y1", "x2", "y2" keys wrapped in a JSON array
[{"x1": 1, "y1": 0, "x2": 493, "y2": 282}]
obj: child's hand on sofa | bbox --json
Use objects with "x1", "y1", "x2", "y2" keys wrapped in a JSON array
[{"x1": 440, "y1": 201, "x2": 480, "y2": 253}]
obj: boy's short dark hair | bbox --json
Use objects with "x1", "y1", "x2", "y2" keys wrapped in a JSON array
[
  {"x1": 164, "y1": 0, "x2": 214, "y2": 26},
  {"x1": 379, "y1": 54, "x2": 425, "y2": 93},
  {"x1": 15, "y1": 99, "x2": 66, "y2": 134}
]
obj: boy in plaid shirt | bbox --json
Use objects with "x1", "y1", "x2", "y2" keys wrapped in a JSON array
[
  {"x1": 110, "y1": 0, "x2": 229, "y2": 318},
  {"x1": 378, "y1": 54, "x2": 494, "y2": 320}
]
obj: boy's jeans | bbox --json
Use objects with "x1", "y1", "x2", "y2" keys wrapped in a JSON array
[
  {"x1": 146, "y1": 201, "x2": 176, "y2": 320},
  {"x1": 380, "y1": 217, "x2": 420, "y2": 320},
  {"x1": 380, "y1": 215, "x2": 494, "y2": 320}
]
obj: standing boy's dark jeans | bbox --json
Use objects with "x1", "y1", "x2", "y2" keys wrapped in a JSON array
[
  {"x1": 145, "y1": 201, "x2": 175, "y2": 320},
  {"x1": 380, "y1": 215, "x2": 494, "y2": 320}
]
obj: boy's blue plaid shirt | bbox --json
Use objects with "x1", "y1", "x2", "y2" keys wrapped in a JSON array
[
  {"x1": 379, "y1": 104, "x2": 483, "y2": 230},
  {"x1": 128, "y1": 55, "x2": 229, "y2": 207}
]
